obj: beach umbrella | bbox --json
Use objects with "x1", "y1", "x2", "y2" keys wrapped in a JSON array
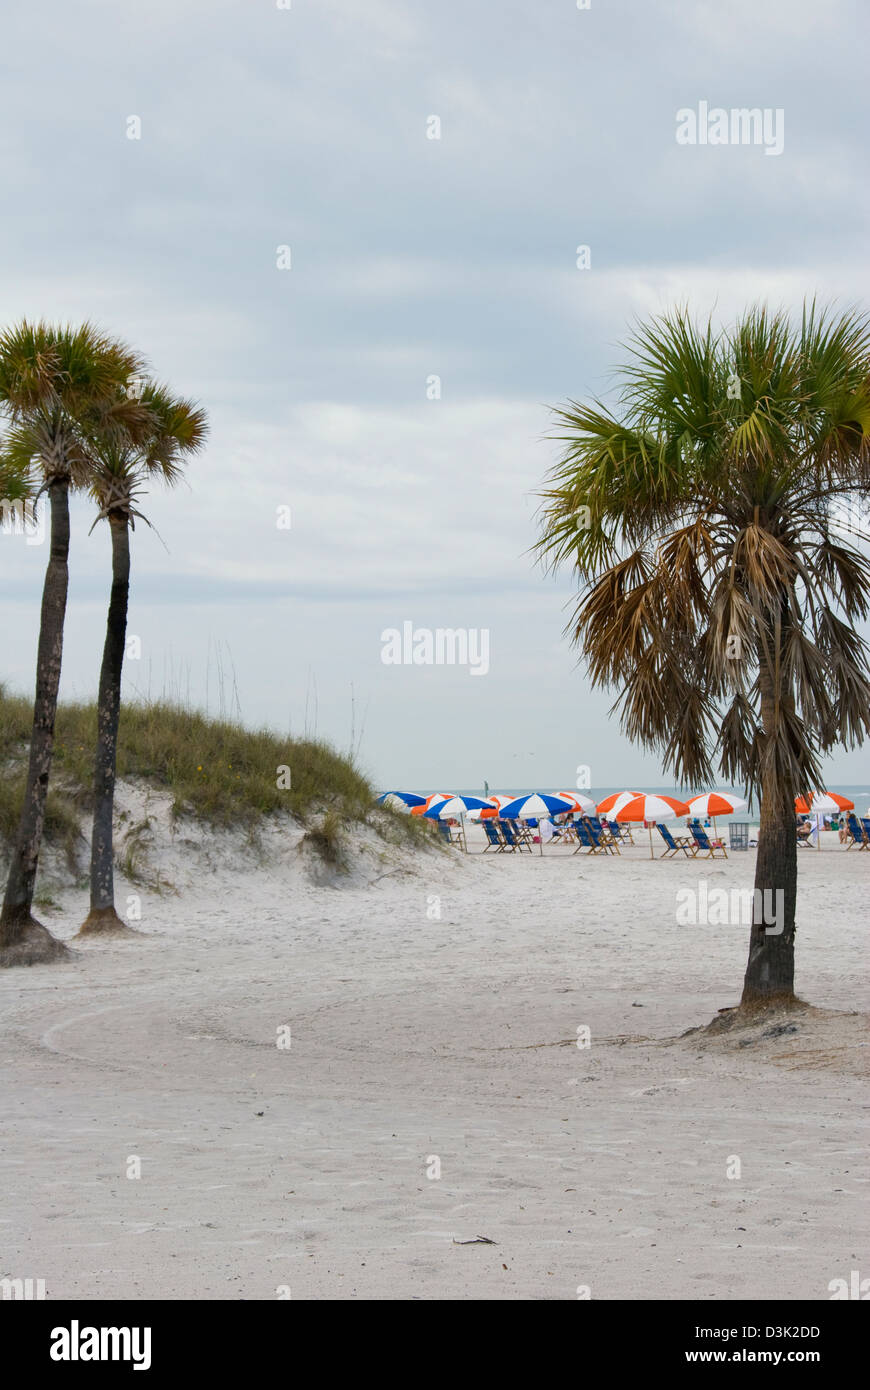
[
  {"x1": 795, "y1": 791, "x2": 854, "y2": 850},
  {"x1": 686, "y1": 792, "x2": 748, "y2": 847},
  {"x1": 686, "y1": 792, "x2": 747, "y2": 818},
  {"x1": 499, "y1": 793, "x2": 576, "y2": 855},
  {"x1": 423, "y1": 794, "x2": 493, "y2": 852},
  {"x1": 597, "y1": 790, "x2": 641, "y2": 817},
  {"x1": 467, "y1": 793, "x2": 513, "y2": 821},
  {"x1": 558, "y1": 791, "x2": 596, "y2": 814},
  {"x1": 409, "y1": 792, "x2": 454, "y2": 816},
  {"x1": 377, "y1": 790, "x2": 427, "y2": 810},
  {"x1": 422, "y1": 795, "x2": 492, "y2": 819},
  {"x1": 794, "y1": 791, "x2": 854, "y2": 814},
  {"x1": 609, "y1": 793, "x2": 691, "y2": 858}
]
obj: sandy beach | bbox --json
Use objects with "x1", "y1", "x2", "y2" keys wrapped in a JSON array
[{"x1": 2, "y1": 801, "x2": 867, "y2": 1301}]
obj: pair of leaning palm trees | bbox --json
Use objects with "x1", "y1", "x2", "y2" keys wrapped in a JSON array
[{"x1": 0, "y1": 322, "x2": 207, "y2": 965}]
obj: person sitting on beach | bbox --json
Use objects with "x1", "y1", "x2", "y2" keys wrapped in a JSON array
[
  {"x1": 539, "y1": 817, "x2": 559, "y2": 844},
  {"x1": 796, "y1": 816, "x2": 813, "y2": 842}
]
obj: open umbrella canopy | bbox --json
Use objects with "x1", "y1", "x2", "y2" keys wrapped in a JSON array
[
  {"x1": 687, "y1": 792, "x2": 747, "y2": 818},
  {"x1": 410, "y1": 793, "x2": 455, "y2": 816},
  {"x1": 610, "y1": 794, "x2": 690, "y2": 822},
  {"x1": 558, "y1": 791, "x2": 596, "y2": 813},
  {"x1": 499, "y1": 793, "x2": 576, "y2": 819},
  {"x1": 606, "y1": 793, "x2": 690, "y2": 859},
  {"x1": 795, "y1": 791, "x2": 854, "y2": 814},
  {"x1": 377, "y1": 790, "x2": 427, "y2": 810},
  {"x1": 423, "y1": 795, "x2": 493, "y2": 818},
  {"x1": 597, "y1": 791, "x2": 641, "y2": 817},
  {"x1": 468, "y1": 793, "x2": 513, "y2": 821}
]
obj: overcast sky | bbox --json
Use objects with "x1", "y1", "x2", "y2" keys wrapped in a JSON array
[{"x1": 2, "y1": 0, "x2": 870, "y2": 791}]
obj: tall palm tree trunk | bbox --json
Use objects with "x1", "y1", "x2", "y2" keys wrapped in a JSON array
[
  {"x1": 78, "y1": 515, "x2": 134, "y2": 936},
  {"x1": 0, "y1": 480, "x2": 71, "y2": 965},
  {"x1": 741, "y1": 660, "x2": 798, "y2": 1005}
]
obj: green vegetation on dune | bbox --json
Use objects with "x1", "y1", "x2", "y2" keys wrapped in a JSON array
[{"x1": 0, "y1": 685, "x2": 421, "y2": 848}]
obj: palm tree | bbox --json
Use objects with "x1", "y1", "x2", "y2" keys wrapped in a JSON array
[
  {"x1": 78, "y1": 383, "x2": 208, "y2": 936},
  {"x1": 537, "y1": 303, "x2": 870, "y2": 1008},
  {"x1": 0, "y1": 321, "x2": 148, "y2": 967}
]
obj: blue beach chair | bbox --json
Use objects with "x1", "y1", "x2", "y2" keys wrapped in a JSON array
[
  {"x1": 588, "y1": 817, "x2": 620, "y2": 854},
  {"x1": 845, "y1": 815, "x2": 867, "y2": 849},
  {"x1": 500, "y1": 820, "x2": 531, "y2": 853},
  {"x1": 657, "y1": 824, "x2": 696, "y2": 858},
  {"x1": 435, "y1": 820, "x2": 462, "y2": 847},
  {"x1": 569, "y1": 817, "x2": 589, "y2": 850},
  {"x1": 688, "y1": 820, "x2": 727, "y2": 859},
  {"x1": 482, "y1": 820, "x2": 504, "y2": 852},
  {"x1": 606, "y1": 818, "x2": 633, "y2": 845},
  {"x1": 573, "y1": 818, "x2": 617, "y2": 855},
  {"x1": 586, "y1": 815, "x2": 620, "y2": 851}
]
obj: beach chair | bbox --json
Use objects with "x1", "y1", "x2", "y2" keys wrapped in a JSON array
[
  {"x1": 588, "y1": 815, "x2": 621, "y2": 852},
  {"x1": 657, "y1": 824, "x2": 696, "y2": 858},
  {"x1": 560, "y1": 819, "x2": 577, "y2": 843},
  {"x1": 583, "y1": 817, "x2": 617, "y2": 850},
  {"x1": 688, "y1": 821, "x2": 727, "y2": 859},
  {"x1": 606, "y1": 818, "x2": 633, "y2": 845},
  {"x1": 861, "y1": 818, "x2": 870, "y2": 850},
  {"x1": 435, "y1": 820, "x2": 462, "y2": 848},
  {"x1": 482, "y1": 820, "x2": 504, "y2": 852},
  {"x1": 574, "y1": 818, "x2": 618, "y2": 855},
  {"x1": 572, "y1": 820, "x2": 596, "y2": 854},
  {"x1": 514, "y1": 821, "x2": 536, "y2": 850},
  {"x1": 541, "y1": 818, "x2": 566, "y2": 846},
  {"x1": 500, "y1": 820, "x2": 531, "y2": 853},
  {"x1": 845, "y1": 815, "x2": 867, "y2": 849}
]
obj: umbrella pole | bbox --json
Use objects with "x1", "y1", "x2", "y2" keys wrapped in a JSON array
[
  {"x1": 461, "y1": 813, "x2": 468, "y2": 854},
  {"x1": 648, "y1": 824, "x2": 653, "y2": 859}
]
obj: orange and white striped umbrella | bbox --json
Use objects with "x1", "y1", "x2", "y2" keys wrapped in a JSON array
[
  {"x1": 558, "y1": 791, "x2": 596, "y2": 814},
  {"x1": 687, "y1": 792, "x2": 747, "y2": 818},
  {"x1": 608, "y1": 793, "x2": 691, "y2": 857},
  {"x1": 596, "y1": 790, "x2": 641, "y2": 817},
  {"x1": 609, "y1": 794, "x2": 690, "y2": 822},
  {"x1": 795, "y1": 791, "x2": 854, "y2": 814}
]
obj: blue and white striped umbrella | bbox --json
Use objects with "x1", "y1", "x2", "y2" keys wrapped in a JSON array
[
  {"x1": 499, "y1": 793, "x2": 575, "y2": 820},
  {"x1": 377, "y1": 790, "x2": 427, "y2": 809},
  {"x1": 498, "y1": 792, "x2": 576, "y2": 855},
  {"x1": 422, "y1": 795, "x2": 493, "y2": 818}
]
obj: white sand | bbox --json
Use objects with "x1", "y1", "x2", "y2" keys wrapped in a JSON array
[{"x1": 2, "y1": 799, "x2": 867, "y2": 1301}]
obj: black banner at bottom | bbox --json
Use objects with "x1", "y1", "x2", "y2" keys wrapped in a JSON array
[{"x1": 7, "y1": 1298, "x2": 864, "y2": 1375}]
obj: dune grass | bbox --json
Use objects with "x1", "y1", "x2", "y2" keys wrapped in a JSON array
[{"x1": 0, "y1": 686, "x2": 423, "y2": 849}]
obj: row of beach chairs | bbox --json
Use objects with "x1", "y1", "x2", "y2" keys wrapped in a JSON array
[
  {"x1": 481, "y1": 816, "x2": 633, "y2": 854},
  {"x1": 447, "y1": 813, "x2": 870, "y2": 856},
  {"x1": 572, "y1": 817, "x2": 624, "y2": 854},
  {"x1": 474, "y1": 815, "x2": 729, "y2": 858},
  {"x1": 657, "y1": 821, "x2": 728, "y2": 859},
  {"x1": 565, "y1": 815, "x2": 728, "y2": 859},
  {"x1": 481, "y1": 819, "x2": 536, "y2": 852}
]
